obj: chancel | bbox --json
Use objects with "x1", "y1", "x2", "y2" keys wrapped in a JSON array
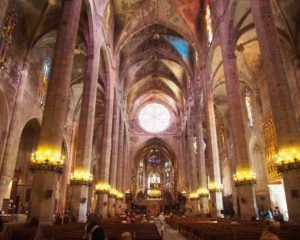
[{"x1": 0, "y1": 0, "x2": 300, "y2": 240}]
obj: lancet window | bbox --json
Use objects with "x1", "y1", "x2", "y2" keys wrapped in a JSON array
[
  {"x1": 244, "y1": 88, "x2": 254, "y2": 128},
  {"x1": 165, "y1": 161, "x2": 171, "y2": 189},
  {"x1": 205, "y1": 0, "x2": 213, "y2": 43},
  {"x1": 38, "y1": 56, "x2": 51, "y2": 105},
  {"x1": 137, "y1": 161, "x2": 144, "y2": 188}
]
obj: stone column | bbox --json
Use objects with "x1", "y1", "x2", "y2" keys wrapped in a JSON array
[
  {"x1": 250, "y1": 0, "x2": 300, "y2": 221},
  {"x1": 206, "y1": 94, "x2": 223, "y2": 216},
  {"x1": 187, "y1": 109, "x2": 199, "y2": 214},
  {"x1": 69, "y1": 38, "x2": 101, "y2": 221},
  {"x1": 177, "y1": 129, "x2": 186, "y2": 191},
  {"x1": 97, "y1": 80, "x2": 115, "y2": 217},
  {"x1": 182, "y1": 128, "x2": 190, "y2": 191},
  {"x1": 216, "y1": 1, "x2": 257, "y2": 220},
  {"x1": 197, "y1": 26, "x2": 224, "y2": 214},
  {"x1": 193, "y1": 89, "x2": 209, "y2": 214},
  {"x1": 220, "y1": 54, "x2": 257, "y2": 219},
  {"x1": 108, "y1": 95, "x2": 120, "y2": 217},
  {"x1": 187, "y1": 110, "x2": 198, "y2": 191},
  {"x1": 29, "y1": 0, "x2": 82, "y2": 224},
  {"x1": 122, "y1": 131, "x2": 128, "y2": 192},
  {"x1": 0, "y1": 61, "x2": 30, "y2": 209},
  {"x1": 123, "y1": 131, "x2": 129, "y2": 210},
  {"x1": 116, "y1": 119, "x2": 124, "y2": 214}
]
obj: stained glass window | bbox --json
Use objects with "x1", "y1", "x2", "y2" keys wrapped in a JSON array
[
  {"x1": 165, "y1": 161, "x2": 171, "y2": 189},
  {"x1": 39, "y1": 56, "x2": 51, "y2": 105},
  {"x1": 139, "y1": 103, "x2": 171, "y2": 133},
  {"x1": 205, "y1": 0, "x2": 213, "y2": 43},
  {"x1": 137, "y1": 161, "x2": 144, "y2": 188},
  {"x1": 148, "y1": 155, "x2": 161, "y2": 166},
  {"x1": 0, "y1": 9, "x2": 18, "y2": 68},
  {"x1": 163, "y1": 35, "x2": 189, "y2": 61},
  {"x1": 245, "y1": 89, "x2": 254, "y2": 128}
]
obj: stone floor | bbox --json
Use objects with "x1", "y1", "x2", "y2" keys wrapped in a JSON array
[{"x1": 156, "y1": 222, "x2": 187, "y2": 240}]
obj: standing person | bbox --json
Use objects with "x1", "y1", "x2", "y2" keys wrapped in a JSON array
[
  {"x1": 83, "y1": 214, "x2": 105, "y2": 240},
  {"x1": 157, "y1": 213, "x2": 165, "y2": 236},
  {"x1": 265, "y1": 209, "x2": 273, "y2": 219}
]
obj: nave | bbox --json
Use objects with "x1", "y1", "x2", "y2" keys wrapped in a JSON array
[{"x1": 0, "y1": 0, "x2": 300, "y2": 239}]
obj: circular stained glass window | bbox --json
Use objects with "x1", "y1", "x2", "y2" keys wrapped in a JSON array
[{"x1": 139, "y1": 103, "x2": 171, "y2": 133}]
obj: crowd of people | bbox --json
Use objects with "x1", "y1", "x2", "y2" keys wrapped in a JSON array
[
  {"x1": 260, "y1": 207, "x2": 285, "y2": 222},
  {"x1": 0, "y1": 207, "x2": 291, "y2": 240},
  {"x1": 83, "y1": 211, "x2": 166, "y2": 240}
]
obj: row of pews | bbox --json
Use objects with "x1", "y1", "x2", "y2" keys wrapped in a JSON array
[
  {"x1": 166, "y1": 216, "x2": 300, "y2": 240},
  {"x1": 0, "y1": 222, "x2": 161, "y2": 240}
]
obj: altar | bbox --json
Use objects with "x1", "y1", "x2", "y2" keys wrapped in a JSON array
[{"x1": 144, "y1": 199, "x2": 162, "y2": 215}]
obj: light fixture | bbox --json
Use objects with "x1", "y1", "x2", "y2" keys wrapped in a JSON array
[
  {"x1": 208, "y1": 182, "x2": 223, "y2": 192},
  {"x1": 109, "y1": 188, "x2": 118, "y2": 197},
  {"x1": 116, "y1": 192, "x2": 124, "y2": 200},
  {"x1": 233, "y1": 169, "x2": 257, "y2": 186},
  {"x1": 197, "y1": 187, "x2": 209, "y2": 197},
  {"x1": 70, "y1": 169, "x2": 93, "y2": 186},
  {"x1": 30, "y1": 149, "x2": 64, "y2": 174},
  {"x1": 94, "y1": 183, "x2": 123, "y2": 200},
  {"x1": 276, "y1": 147, "x2": 300, "y2": 172},
  {"x1": 189, "y1": 191, "x2": 199, "y2": 201},
  {"x1": 95, "y1": 182, "x2": 110, "y2": 194}
]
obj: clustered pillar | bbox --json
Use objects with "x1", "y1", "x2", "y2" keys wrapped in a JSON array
[
  {"x1": 250, "y1": 0, "x2": 300, "y2": 221},
  {"x1": 216, "y1": 0, "x2": 257, "y2": 219},
  {"x1": 96, "y1": 83, "x2": 115, "y2": 217},
  {"x1": 116, "y1": 119, "x2": 125, "y2": 213},
  {"x1": 69, "y1": 37, "x2": 100, "y2": 221},
  {"x1": 29, "y1": 0, "x2": 83, "y2": 224},
  {"x1": 108, "y1": 95, "x2": 120, "y2": 217},
  {"x1": 193, "y1": 85, "x2": 209, "y2": 215}
]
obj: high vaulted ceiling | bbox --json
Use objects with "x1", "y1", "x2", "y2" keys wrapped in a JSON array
[{"x1": 104, "y1": 0, "x2": 203, "y2": 134}]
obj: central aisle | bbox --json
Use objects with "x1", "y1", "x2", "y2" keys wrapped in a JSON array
[{"x1": 156, "y1": 222, "x2": 187, "y2": 240}]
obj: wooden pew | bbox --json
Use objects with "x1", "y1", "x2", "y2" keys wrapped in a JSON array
[{"x1": 166, "y1": 216, "x2": 300, "y2": 240}]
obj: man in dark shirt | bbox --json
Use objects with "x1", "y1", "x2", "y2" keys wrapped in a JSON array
[{"x1": 84, "y1": 214, "x2": 105, "y2": 240}]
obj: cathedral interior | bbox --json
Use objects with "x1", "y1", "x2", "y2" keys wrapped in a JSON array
[{"x1": 0, "y1": 0, "x2": 300, "y2": 239}]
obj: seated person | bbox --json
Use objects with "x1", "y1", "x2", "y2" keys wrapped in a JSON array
[
  {"x1": 83, "y1": 214, "x2": 105, "y2": 240},
  {"x1": 121, "y1": 232, "x2": 132, "y2": 240},
  {"x1": 141, "y1": 215, "x2": 148, "y2": 223},
  {"x1": 113, "y1": 214, "x2": 121, "y2": 224},
  {"x1": 63, "y1": 216, "x2": 70, "y2": 224},
  {"x1": 260, "y1": 219, "x2": 280, "y2": 240}
]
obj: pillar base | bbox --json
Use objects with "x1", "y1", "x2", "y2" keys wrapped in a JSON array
[
  {"x1": 69, "y1": 184, "x2": 89, "y2": 222},
  {"x1": 0, "y1": 175, "x2": 13, "y2": 210},
  {"x1": 236, "y1": 184, "x2": 257, "y2": 220},
  {"x1": 199, "y1": 197, "x2": 209, "y2": 215},
  {"x1": 283, "y1": 170, "x2": 300, "y2": 221},
  {"x1": 29, "y1": 171, "x2": 60, "y2": 224},
  {"x1": 115, "y1": 199, "x2": 122, "y2": 214},
  {"x1": 108, "y1": 196, "x2": 116, "y2": 217},
  {"x1": 209, "y1": 192, "x2": 224, "y2": 217},
  {"x1": 96, "y1": 193, "x2": 108, "y2": 218}
]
